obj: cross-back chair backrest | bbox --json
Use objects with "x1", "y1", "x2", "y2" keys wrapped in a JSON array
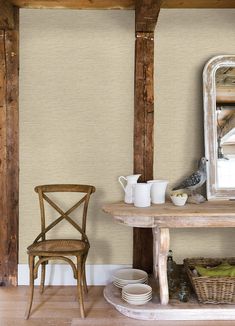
[{"x1": 33, "y1": 184, "x2": 95, "y2": 244}]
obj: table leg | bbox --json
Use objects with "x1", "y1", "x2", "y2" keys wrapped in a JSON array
[
  {"x1": 152, "y1": 227, "x2": 158, "y2": 279},
  {"x1": 157, "y1": 227, "x2": 170, "y2": 305}
]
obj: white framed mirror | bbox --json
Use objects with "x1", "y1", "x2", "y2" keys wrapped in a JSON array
[{"x1": 204, "y1": 55, "x2": 235, "y2": 200}]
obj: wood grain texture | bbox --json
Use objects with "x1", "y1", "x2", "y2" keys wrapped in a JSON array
[
  {"x1": 2, "y1": 286, "x2": 235, "y2": 324},
  {"x1": 216, "y1": 87, "x2": 235, "y2": 103},
  {"x1": 157, "y1": 227, "x2": 169, "y2": 304},
  {"x1": 133, "y1": 31, "x2": 154, "y2": 273},
  {"x1": 152, "y1": 227, "x2": 158, "y2": 279},
  {"x1": 0, "y1": 30, "x2": 8, "y2": 287},
  {"x1": 133, "y1": 227, "x2": 153, "y2": 273},
  {"x1": 9, "y1": 0, "x2": 235, "y2": 9},
  {"x1": 135, "y1": 0, "x2": 162, "y2": 32},
  {"x1": 0, "y1": 8, "x2": 19, "y2": 286},
  {"x1": 5, "y1": 9, "x2": 19, "y2": 287},
  {"x1": 161, "y1": 0, "x2": 235, "y2": 8},
  {"x1": 220, "y1": 116, "x2": 235, "y2": 144},
  {"x1": 0, "y1": 0, "x2": 15, "y2": 29},
  {"x1": 103, "y1": 200, "x2": 235, "y2": 228},
  {"x1": 134, "y1": 32, "x2": 154, "y2": 182},
  {"x1": 9, "y1": 0, "x2": 135, "y2": 9}
]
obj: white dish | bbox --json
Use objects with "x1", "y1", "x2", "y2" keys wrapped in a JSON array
[
  {"x1": 122, "y1": 291, "x2": 152, "y2": 297},
  {"x1": 122, "y1": 297, "x2": 152, "y2": 305},
  {"x1": 113, "y1": 279, "x2": 148, "y2": 288},
  {"x1": 113, "y1": 278, "x2": 147, "y2": 284},
  {"x1": 122, "y1": 292, "x2": 152, "y2": 300},
  {"x1": 112, "y1": 269, "x2": 148, "y2": 282},
  {"x1": 122, "y1": 295, "x2": 152, "y2": 301},
  {"x1": 113, "y1": 282, "x2": 147, "y2": 289},
  {"x1": 122, "y1": 293, "x2": 152, "y2": 301},
  {"x1": 170, "y1": 194, "x2": 188, "y2": 206},
  {"x1": 121, "y1": 283, "x2": 152, "y2": 305},
  {"x1": 113, "y1": 277, "x2": 148, "y2": 284},
  {"x1": 122, "y1": 289, "x2": 152, "y2": 296},
  {"x1": 113, "y1": 278, "x2": 148, "y2": 284},
  {"x1": 122, "y1": 284, "x2": 152, "y2": 296}
]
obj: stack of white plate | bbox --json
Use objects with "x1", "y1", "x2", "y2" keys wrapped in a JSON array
[
  {"x1": 112, "y1": 268, "x2": 148, "y2": 288},
  {"x1": 122, "y1": 284, "x2": 152, "y2": 305}
]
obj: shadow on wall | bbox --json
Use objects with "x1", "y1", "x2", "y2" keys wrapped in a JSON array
[
  {"x1": 170, "y1": 228, "x2": 235, "y2": 264},
  {"x1": 87, "y1": 187, "x2": 112, "y2": 264}
]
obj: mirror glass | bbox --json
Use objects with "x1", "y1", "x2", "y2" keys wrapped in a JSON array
[
  {"x1": 203, "y1": 56, "x2": 235, "y2": 199},
  {"x1": 216, "y1": 67, "x2": 235, "y2": 188}
]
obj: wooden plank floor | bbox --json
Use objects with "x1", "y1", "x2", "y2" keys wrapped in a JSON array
[{"x1": 1, "y1": 286, "x2": 235, "y2": 326}]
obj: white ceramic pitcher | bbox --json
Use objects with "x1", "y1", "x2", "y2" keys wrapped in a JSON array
[
  {"x1": 147, "y1": 180, "x2": 168, "y2": 204},
  {"x1": 118, "y1": 174, "x2": 141, "y2": 204},
  {"x1": 133, "y1": 183, "x2": 151, "y2": 207}
]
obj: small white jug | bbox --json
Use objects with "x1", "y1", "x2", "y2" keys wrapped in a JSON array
[
  {"x1": 133, "y1": 183, "x2": 151, "y2": 208},
  {"x1": 118, "y1": 174, "x2": 141, "y2": 204},
  {"x1": 147, "y1": 180, "x2": 168, "y2": 204}
]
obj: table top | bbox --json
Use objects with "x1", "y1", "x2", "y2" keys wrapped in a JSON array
[{"x1": 102, "y1": 201, "x2": 235, "y2": 228}]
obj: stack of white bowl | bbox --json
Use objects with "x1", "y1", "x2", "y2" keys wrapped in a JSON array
[
  {"x1": 122, "y1": 283, "x2": 152, "y2": 305},
  {"x1": 112, "y1": 268, "x2": 148, "y2": 289}
]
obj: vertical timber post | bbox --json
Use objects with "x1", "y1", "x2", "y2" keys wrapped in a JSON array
[
  {"x1": 133, "y1": 31, "x2": 154, "y2": 272},
  {"x1": 0, "y1": 4, "x2": 19, "y2": 286},
  {"x1": 133, "y1": 0, "x2": 162, "y2": 273}
]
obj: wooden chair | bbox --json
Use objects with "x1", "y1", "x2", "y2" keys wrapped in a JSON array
[{"x1": 25, "y1": 184, "x2": 96, "y2": 319}]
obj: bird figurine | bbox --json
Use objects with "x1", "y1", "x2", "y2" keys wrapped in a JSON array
[{"x1": 172, "y1": 157, "x2": 208, "y2": 204}]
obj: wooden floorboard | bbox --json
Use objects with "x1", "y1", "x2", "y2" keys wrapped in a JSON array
[{"x1": 1, "y1": 286, "x2": 235, "y2": 325}]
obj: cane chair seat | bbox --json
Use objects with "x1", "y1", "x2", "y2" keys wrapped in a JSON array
[
  {"x1": 25, "y1": 184, "x2": 95, "y2": 320},
  {"x1": 27, "y1": 239, "x2": 88, "y2": 255}
]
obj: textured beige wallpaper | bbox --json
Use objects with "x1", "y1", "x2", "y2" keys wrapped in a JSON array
[
  {"x1": 19, "y1": 9, "x2": 235, "y2": 265},
  {"x1": 19, "y1": 9, "x2": 134, "y2": 264}
]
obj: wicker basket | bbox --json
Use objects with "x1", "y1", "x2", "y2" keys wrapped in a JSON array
[{"x1": 184, "y1": 257, "x2": 235, "y2": 304}]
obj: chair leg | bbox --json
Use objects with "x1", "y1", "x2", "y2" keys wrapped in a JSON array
[
  {"x1": 25, "y1": 255, "x2": 35, "y2": 320},
  {"x1": 40, "y1": 261, "x2": 46, "y2": 294},
  {"x1": 82, "y1": 253, "x2": 88, "y2": 294},
  {"x1": 77, "y1": 256, "x2": 85, "y2": 319}
]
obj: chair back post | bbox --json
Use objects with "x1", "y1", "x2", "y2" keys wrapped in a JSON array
[
  {"x1": 37, "y1": 187, "x2": 46, "y2": 241},
  {"x1": 81, "y1": 187, "x2": 92, "y2": 239}
]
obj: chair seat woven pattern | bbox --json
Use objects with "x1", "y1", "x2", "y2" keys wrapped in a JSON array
[{"x1": 28, "y1": 239, "x2": 88, "y2": 254}]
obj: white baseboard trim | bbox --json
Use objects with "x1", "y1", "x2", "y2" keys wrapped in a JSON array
[{"x1": 18, "y1": 264, "x2": 131, "y2": 286}]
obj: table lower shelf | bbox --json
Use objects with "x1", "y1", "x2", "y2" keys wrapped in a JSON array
[{"x1": 104, "y1": 283, "x2": 235, "y2": 320}]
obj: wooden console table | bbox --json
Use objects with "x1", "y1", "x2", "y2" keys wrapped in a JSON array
[{"x1": 102, "y1": 200, "x2": 235, "y2": 320}]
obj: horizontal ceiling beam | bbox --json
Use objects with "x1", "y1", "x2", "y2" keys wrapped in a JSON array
[
  {"x1": 162, "y1": 0, "x2": 235, "y2": 8},
  {"x1": 9, "y1": 0, "x2": 135, "y2": 9},
  {"x1": 9, "y1": 0, "x2": 235, "y2": 9},
  {"x1": 0, "y1": 0, "x2": 15, "y2": 29}
]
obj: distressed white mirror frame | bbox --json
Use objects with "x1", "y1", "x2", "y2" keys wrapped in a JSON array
[{"x1": 203, "y1": 55, "x2": 235, "y2": 200}]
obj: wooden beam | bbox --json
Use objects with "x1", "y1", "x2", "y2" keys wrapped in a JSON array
[
  {"x1": 220, "y1": 113, "x2": 235, "y2": 140},
  {"x1": 9, "y1": 0, "x2": 235, "y2": 9},
  {"x1": 0, "y1": 0, "x2": 15, "y2": 30},
  {"x1": 0, "y1": 30, "x2": 8, "y2": 286},
  {"x1": 9, "y1": 0, "x2": 135, "y2": 9},
  {"x1": 162, "y1": 0, "x2": 235, "y2": 8},
  {"x1": 217, "y1": 87, "x2": 235, "y2": 104},
  {"x1": 134, "y1": 31, "x2": 154, "y2": 182},
  {"x1": 133, "y1": 31, "x2": 154, "y2": 273},
  {"x1": 135, "y1": 0, "x2": 162, "y2": 32},
  {"x1": 0, "y1": 8, "x2": 19, "y2": 286}
]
